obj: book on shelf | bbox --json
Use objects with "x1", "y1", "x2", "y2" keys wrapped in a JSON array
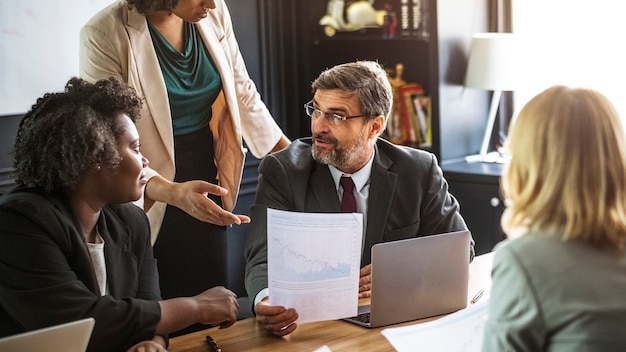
[
  {"x1": 396, "y1": 0, "x2": 423, "y2": 37},
  {"x1": 397, "y1": 83, "x2": 424, "y2": 145},
  {"x1": 412, "y1": 95, "x2": 432, "y2": 147}
]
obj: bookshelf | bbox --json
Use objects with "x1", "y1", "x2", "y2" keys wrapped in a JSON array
[
  {"x1": 258, "y1": 0, "x2": 492, "y2": 162},
  {"x1": 255, "y1": 0, "x2": 505, "y2": 253}
]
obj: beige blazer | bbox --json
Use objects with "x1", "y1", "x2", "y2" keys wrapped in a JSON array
[{"x1": 79, "y1": 0, "x2": 283, "y2": 242}]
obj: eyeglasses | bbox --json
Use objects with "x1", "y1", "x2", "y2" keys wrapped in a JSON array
[{"x1": 304, "y1": 101, "x2": 370, "y2": 126}]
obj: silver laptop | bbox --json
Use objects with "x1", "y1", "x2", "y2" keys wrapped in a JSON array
[
  {"x1": 0, "y1": 318, "x2": 95, "y2": 352},
  {"x1": 343, "y1": 230, "x2": 471, "y2": 328}
]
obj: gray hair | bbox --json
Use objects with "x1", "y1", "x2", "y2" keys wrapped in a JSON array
[{"x1": 311, "y1": 61, "x2": 393, "y2": 125}]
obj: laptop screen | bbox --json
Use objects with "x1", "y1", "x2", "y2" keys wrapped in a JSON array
[{"x1": 0, "y1": 114, "x2": 21, "y2": 195}]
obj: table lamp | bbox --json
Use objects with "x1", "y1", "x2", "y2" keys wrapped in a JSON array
[{"x1": 464, "y1": 33, "x2": 519, "y2": 163}]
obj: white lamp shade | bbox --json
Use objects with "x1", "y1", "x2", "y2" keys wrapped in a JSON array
[{"x1": 464, "y1": 33, "x2": 520, "y2": 91}]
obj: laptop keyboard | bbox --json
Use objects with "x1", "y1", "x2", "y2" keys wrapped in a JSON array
[{"x1": 350, "y1": 312, "x2": 371, "y2": 324}]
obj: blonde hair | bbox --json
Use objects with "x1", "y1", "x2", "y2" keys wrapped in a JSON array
[{"x1": 502, "y1": 85, "x2": 626, "y2": 252}]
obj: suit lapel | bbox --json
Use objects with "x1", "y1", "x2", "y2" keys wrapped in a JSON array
[
  {"x1": 309, "y1": 164, "x2": 342, "y2": 213},
  {"x1": 362, "y1": 145, "x2": 396, "y2": 265},
  {"x1": 196, "y1": 20, "x2": 234, "y2": 104},
  {"x1": 126, "y1": 9, "x2": 175, "y2": 161}
]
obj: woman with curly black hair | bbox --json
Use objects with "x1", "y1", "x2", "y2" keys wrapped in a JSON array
[
  {"x1": 80, "y1": 1, "x2": 290, "y2": 323},
  {"x1": 0, "y1": 77, "x2": 239, "y2": 352}
]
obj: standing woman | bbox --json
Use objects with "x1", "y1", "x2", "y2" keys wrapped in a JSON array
[
  {"x1": 79, "y1": 0, "x2": 290, "y2": 310},
  {"x1": 482, "y1": 86, "x2": 626, "y2": 351}
]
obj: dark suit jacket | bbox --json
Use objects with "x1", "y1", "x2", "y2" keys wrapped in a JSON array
[
  {"x1": 244, "y1": 138, "x2": 472, "y2": 301},
  {"x1": 0, "y1": 186, "x2": 162, "y2": 352}
]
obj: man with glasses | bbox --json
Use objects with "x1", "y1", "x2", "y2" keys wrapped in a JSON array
[{"x1": 244, "y1": 60, "x2": 472, "y2": 336}]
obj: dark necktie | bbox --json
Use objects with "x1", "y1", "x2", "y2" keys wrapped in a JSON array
[{"x1": 340, "y1": 176, "x2": 357, "y2": 213}]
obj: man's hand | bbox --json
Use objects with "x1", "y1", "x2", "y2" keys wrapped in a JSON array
[
  {"x1": 254, "y1": 299, "x2": 298, "y2": 337},
  {"x1": 126, "y1": 338, "x2": 166, "y2": 352},
  {"x1": 359, "y1": 264, "x2": 372, "y2": 298}
]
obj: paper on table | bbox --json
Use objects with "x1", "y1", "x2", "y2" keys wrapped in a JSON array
[
  {"x1": 267, "y1": 208, "x2": 363, "y2": 324},
  {"x1": 381, "y1": 300, "x2": 489, "y2": 352}
]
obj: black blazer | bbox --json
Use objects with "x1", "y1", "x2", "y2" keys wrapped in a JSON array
[
  {"x1": 0, "y1": 186, "x2": 162, "y2": 352},
  {"x1": 244, "y1": 138, "x2": 472, "y2": 301}
]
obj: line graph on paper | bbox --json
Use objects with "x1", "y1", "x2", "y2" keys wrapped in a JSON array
[
  {"x1": 267, "y1": 209, "x2": 362, "y2": 283},
  {"x1": 266, "y1": 209, "x2": 363, "y2": 323},
  {"x1": 269, "y1": 235, "x2": 353, "y2": 281}
]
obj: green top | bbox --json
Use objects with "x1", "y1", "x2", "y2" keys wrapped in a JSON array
[{"x1": 148, "y1": 21, "x2": 222, "y2": 136}]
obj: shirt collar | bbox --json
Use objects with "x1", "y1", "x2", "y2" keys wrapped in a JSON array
[{"x1": 329, "y1": 151, "x2": 375, "y2": 192}]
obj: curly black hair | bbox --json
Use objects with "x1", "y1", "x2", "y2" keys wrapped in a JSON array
[
  {"x1": 126, "y1": 0, "x2": 179, "y2": 15},
  {"x1": 12, "y1": 77, "x2": 143, "y2": 192}
]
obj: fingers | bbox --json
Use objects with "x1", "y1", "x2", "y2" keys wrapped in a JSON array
[
  {"x1": 358, "y1": 264, "x2": 372, "y2": 298},
  {"x1": 236, "y1": 214, "x2": 252, "y2": 224},
  {"x1": 196, "y1": 287, "x2": 239, "y2": 327},
  {"x1": 193, "y1": 180, "x2": 229, "y2": 196},
  {"x1": 255, "y1": 302, "x2": 299, "y2": 337},
  {"x1": 176, "y1": 180, "x2": 249, "y2": 225},
  {"x1": 189, "y1": 197, "x2": 244, "y2": 226},
  {"x1": 359, "y1": 264, "x2": 372, "y2": 290},
  {"x1": 127, "y1": 340, "x2": 166, "y2": 352},
  {"x1": 358, "y1": 280, "x2": 371, "y2": 292},
  {"x1": 268, "y1": 321, "x2": 298, "y2": 337},
  {"x1": 359, "y1": 264, "x2": 372, "y2": 277},
  {"x1": 217, "y1": 313, "x2": 237, "y2": 329},
  {"x1": 254, "y1": 301, "x2": 286, "y2": 316},
  {"x1": 217, "y1": 290, "x2": 240, "y2": 329}
]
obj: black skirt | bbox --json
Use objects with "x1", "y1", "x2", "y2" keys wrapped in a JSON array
[{"x1": 152, "y1": 124, "x2": 228, "y2": 300}]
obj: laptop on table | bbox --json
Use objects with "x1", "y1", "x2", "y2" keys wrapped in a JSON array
[
  {"x1": 343, "y1": 230, "x2": 471, "y2": 328},
  {"x1": 0, "y1": 317, "x2": 95, "y2": 352}
]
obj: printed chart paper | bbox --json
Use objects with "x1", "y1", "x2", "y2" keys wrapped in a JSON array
[
  {"x1": 267, "y1": 208, "x2": 363, "y2": 324},
  {"x1": 382, "y1": 300, "x2": 489, "y2": 352}
]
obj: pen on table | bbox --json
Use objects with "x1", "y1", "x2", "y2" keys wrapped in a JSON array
[
  {"x1": 206, "y1": 335, "x2": 221, "y2": 352},
  {"x1": 471, "y1": 289, "x2": 484, "y2": 304}
]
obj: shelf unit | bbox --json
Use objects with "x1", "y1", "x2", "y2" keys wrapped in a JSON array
[
  {"x1": 255, "y1": 0, "x2": 504, "y2": 251},
  {"x1": 258, "y1": 0, "x2": 492, "y2": 162}
]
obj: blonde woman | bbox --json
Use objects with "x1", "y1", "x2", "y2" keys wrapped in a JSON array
[{"x1": 483, "y1": 85, "x2": 626, "y2": 351}]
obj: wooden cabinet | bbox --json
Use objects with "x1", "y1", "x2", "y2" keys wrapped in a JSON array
[{"x1": 442, "y1": 160, "x2": 506, "y2": 255}]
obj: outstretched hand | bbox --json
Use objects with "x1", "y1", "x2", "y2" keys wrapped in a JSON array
[
  {"x1": 145, "y1": 176, "x2": 250, "y2": 226},
  {"x1": 171, "y1": 180, "x2": 250, "y2": 226}
]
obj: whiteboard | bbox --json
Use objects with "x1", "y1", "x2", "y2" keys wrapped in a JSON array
[{"x1": 0, "y1": 0, "x2": 115, "y2": 115}]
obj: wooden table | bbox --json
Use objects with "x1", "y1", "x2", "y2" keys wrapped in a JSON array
[{"x1": 169, "y1": 252, "x2": 494, "y2": 352}]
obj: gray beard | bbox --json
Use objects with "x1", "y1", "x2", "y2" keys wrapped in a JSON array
[{"x1": 311, "y1": 131, "x2": 369, "y2": 171}]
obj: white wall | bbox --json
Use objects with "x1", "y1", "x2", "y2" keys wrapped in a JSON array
[
  {"x1": 0, "y1": 0, "x2": 114, "y2": 115},
  {"x1": 512, "y1": 0, "x2": 626, "y2": 121}
]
